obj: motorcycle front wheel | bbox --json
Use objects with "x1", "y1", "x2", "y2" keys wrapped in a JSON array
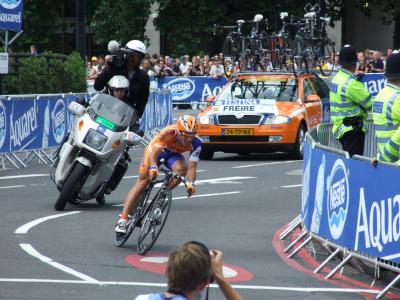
[{"x1": 54, "y1": 162, "x2": 88, "y2": 211}]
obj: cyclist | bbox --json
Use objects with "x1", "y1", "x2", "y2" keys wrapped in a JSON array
[{"x1": 115, "y1": 115, "x2": 201, "y2": 233}]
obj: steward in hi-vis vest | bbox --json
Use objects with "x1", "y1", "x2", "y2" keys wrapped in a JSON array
[
  {"x1": 372, "y1": 52, "x2": 400, "y2": 163},
  {"x1": 329, "y1": 45, "x2": 373, "y2": 157}
]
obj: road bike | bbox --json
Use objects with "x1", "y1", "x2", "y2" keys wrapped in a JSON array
[{"x1": 115, "y1": 161, "x2": 188, "y2": 255}]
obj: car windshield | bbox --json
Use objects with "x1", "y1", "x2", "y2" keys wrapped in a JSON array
[
  {"x1": 88, "y1": 93, "x2": 137, "y2": 127},
  {"x1": 217, "y1": 77, "x2": 298, "y2": 102}
]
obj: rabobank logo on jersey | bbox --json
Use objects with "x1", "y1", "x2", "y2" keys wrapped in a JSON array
[
  {"x1": 0, "y1": 0, "x2": 21, "y2": 10},
  {"x1": 51, "y1": 99, "x2": 66, "y2": 144},
  {"x1": 0, "y1": 100, "x2": 6, "y2": 149},
  {"x1": 327, "y1": 159, "x2": 349, "y2": 240},
  {"x1": 162, "y1": 78, "x2": 195, "y2": 101}
]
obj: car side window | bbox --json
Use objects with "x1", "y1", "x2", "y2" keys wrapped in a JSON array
[
  {"x1": 303, "y1": 79, "x2": 314, "y2": 99},
  {"x1": 309, "y1": 77, "x2": 330, "y2": 100}
]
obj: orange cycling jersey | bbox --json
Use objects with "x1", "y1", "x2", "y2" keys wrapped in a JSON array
[{"x1": 139, "y1": 125, "x2": 202, "y2": 176}]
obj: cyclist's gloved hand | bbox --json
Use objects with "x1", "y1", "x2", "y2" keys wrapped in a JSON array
[
  {"x1": 186, "y1": 182, "x2": 196, "y2": 197},
  {"x1": 148, "y1": 165, "x2": 159, "y2": 180}
]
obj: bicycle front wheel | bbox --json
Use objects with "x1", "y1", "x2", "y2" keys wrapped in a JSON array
[{"x1": 136, "y1": 189, "x2": 172, "y2": 255}]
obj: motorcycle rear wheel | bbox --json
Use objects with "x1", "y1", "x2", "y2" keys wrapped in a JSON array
[{"x1": 54, "y1": 162, "x2": 88, "y2": 211}]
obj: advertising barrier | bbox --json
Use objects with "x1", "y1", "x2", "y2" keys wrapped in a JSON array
[
  {"x1": 0, "y1": 90, "x2": 172, "y2": 155},
  {"x1": 302, "y1": 142, "x2": 400, "y2": 264},
  {"x1": 155, "y1": 76, "x2": 228, "y2": 103}
]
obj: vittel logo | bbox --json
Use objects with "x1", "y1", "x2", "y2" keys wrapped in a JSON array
[
  {"x1": 163, "y1": 78, "x2": 195, "y2": 101},
  {"x1": 51, "y1": 99, "x2": 66, "y2": 144},
  {"x1": 0, "y1": 0, "x2": 21, "y2": 9},
  {"x1": 0, "y1": 100, "x2": 6, "y2": 149},
  {"x1": 327, "y1": 159, "x2": 349, "y2": 240}
]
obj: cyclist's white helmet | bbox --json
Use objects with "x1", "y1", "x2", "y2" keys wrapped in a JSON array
[
  {"x1": 108, "y1": 75, "x2": 129, "y2": 90},
  {"x1": 126, "y1": 40, "x2": 147, "y2": 56}
]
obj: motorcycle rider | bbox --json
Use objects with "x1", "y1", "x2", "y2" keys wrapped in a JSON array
[{"x1": 94, "y1": 40, "x2": 150, "y2": 118}]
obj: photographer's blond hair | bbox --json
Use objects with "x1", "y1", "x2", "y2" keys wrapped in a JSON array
[{"x1": 166, "y1": 242, "x2": 212, "y2": 294}]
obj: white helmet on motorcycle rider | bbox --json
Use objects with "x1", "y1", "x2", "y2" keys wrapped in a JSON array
[
  {"x1": 126, "y1": 40, "x2": 147, "y2": 58},
  {"x1": 108, "y1": 75, "x2": 129, "y2": 100}
]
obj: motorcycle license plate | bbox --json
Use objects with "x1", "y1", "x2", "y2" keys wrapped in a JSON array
[
  {"x1": 222, "y1": 128, "x2": 254, "y2": 136},
  {"x1": 95, "y1": 116, "x2": 116, "y2": 130}
]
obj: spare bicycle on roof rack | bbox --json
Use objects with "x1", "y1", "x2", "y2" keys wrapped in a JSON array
[{"x1": 214, "y1": 2, "x2": 336, "y2": 77}]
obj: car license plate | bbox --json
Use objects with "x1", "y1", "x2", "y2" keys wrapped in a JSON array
[{"x1": 222, "y1": 128, "x2": 254, "y2": 136}]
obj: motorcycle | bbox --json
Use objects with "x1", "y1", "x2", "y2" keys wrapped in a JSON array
[{"x1": 51, "y1": 93, "x2": 142, "y2": 211}]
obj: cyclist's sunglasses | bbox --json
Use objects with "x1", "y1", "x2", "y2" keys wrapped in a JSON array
[{"x1": 179, "y1": 131, "x2": 196, "y2": 137}]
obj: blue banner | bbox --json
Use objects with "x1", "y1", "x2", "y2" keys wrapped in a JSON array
[
  {"x1": 360, "y1": 73, "x2": 385, "y2": 97},
  {"x1": 156, "y1": 76, "x2": 228, "y2": 102},
  {"x1": 140, "y1": 90, "x2": 173, "y2": 132},
  {"x1": 302, "y1": 144, "x2": 400, "y2": 263},
  {"x1": 0, "y1": 0, "x2": 23, "y2": 32}
]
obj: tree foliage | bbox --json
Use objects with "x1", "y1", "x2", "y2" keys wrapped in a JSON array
[{"x1": 89, "y1": 0, "x2": 153, "y2": 45}]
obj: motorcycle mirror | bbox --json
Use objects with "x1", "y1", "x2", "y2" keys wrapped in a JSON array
[
  {"x1": 124, "y1": 131, "x2": 142, "y2": 146},
  {"x1": 68, "y1": 102, "x2": 85, "y2": 117}
]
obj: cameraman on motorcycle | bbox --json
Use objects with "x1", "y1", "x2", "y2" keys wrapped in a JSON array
[{"x1": 94, "y1": 40, "x2": 150, "y2": 118}]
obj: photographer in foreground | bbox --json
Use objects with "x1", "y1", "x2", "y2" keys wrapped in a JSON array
[
  {"x1": 94, "y1": 40, "x2": 150, "y2": 118},
  {"x1": 134, "y1": 241, "x2": 244, "y2": 300}
]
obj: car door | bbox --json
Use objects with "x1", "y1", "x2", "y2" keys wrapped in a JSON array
[
  {"x1": 302, "y1": 78, "x2": 322, "y2": 128},
  {"x1": 309, "y1": 76, "x2": 330, "y2": 123}
]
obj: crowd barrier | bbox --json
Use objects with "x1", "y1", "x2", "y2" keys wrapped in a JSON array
[
  {"x1": 281, "y1": 120, "x2": 400, "y2": 299},
  {"x1": 0, "y1": 89, "x2": 172, "y2": 169}
]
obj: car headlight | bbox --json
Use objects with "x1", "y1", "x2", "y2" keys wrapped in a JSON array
[
  {"x1": 199, "y1": 115, "x2": 214, "y2": 125},
  {"x1": 264, "y1": 115, "x2": 292, "y2": 125},
  {"x1": 84, "y1": 129, "x2": 107, "y2": 150}
]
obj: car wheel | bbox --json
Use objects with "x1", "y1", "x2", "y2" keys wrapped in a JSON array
[
  {"x1": 290, "y1": 124, "x2": 306, "y2": 159},
  {"x1": 199, "y1": 148, "x2": 214, "y2": 160}
]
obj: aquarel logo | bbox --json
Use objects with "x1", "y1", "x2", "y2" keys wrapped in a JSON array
[
  {"x1": 162, "y1": 78, "x2": 195, "y2": 101},
  {"x1": 51, "y1": 99, "x2": 66, "y2": 144},
  {"x1": 326, "y1": 158, "x2": 349, "y2": 240},
  {"x1": 0, "y1": 0, "x2": 21, "y2": 9},
  {"x1": 0, "y1": 100, "x2": 6, "y2": 149}
]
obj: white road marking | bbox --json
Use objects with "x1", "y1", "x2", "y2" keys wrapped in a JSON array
[
  {"x1": 232, "y1": 161, "x2": 296, "y2": 169},
  {"x1": 19, "y1": 244, "x2": 99, "y2": 283},
  {"x1": 286, "y1": 169, "x2": 302, "y2": 176},
  {"x1": 15, "y1": 211, "x2": 81, "y2": 234},
  {"x1": 0, "y1": 278, "x2": 382, "y2": 294},
  {"x1": 281, "y1": 184, "x2": 302, "y2": 188},
  {"x1": 0, "y1": 174, "x2": 48, "y2": 180},
  {"x1": 0, "y1": 185, "x2": 26, "y2": 189}
]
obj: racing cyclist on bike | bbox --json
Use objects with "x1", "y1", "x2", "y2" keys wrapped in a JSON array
[{"x1": 115, "y1": 115, "x2": 201, "y2": 234}]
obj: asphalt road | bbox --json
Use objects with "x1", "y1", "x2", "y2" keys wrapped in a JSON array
[{"x1": 1, "y1": 140, "x2": 386, "y2": 300}]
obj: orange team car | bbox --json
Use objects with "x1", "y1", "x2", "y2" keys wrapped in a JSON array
[{"x1": 197, "y1": 71, "x2": 330, "y2": 160}]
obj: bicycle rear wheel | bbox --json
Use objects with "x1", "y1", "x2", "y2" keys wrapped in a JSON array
[
  {"x1": 136, "y1": 189, "x2": 172, "y2": 255},
  {"x1": 114, "y1": 188, "x2": 151, "y2": 247},
  {"x1": 318, "y1": 40, "x2": 336, "y2": 76}
]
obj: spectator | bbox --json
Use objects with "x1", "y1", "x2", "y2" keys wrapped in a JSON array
[
  {"x1": 142, "y1": 58, "x2": 156, "y2": 77},
  {"x1": 369, "y1": 51, "x2": 384, "y2": 73},
  {"x1": 155, "y1": 59, "x2": 167, "y2": 78},
  {"x1": 86, "y1": 61, "x2": 97, "y2": 80},
  {"x1": 30, "y1": 45, "x2": 39, "y2": 56},
  {"x1": 180, "y1": 55, "x2": 192, "y2": 76},
  {"x1": 189, "y1": 55, "x2": 202, "y2": 76},
  {"x1": 164, "y1": 58, "x2": 176, "y2": 76},
  {"x1": 91, "y1": 56, "x2": 98, "y2": 71},
  {"x1": 329, "y1": 45, "x2": 373, "y2": 157},
  {"x1": 173, "y1": 58, "x2": 182, "y2": 76},
  {"x1": 356, "y1": 52, "x2": 369, "y2": 73},
  {"x1": 202, "y1": 59, "x2": 211, "y2": 76},
  {"x1": 150, "y1": 53, "x2": 159, "y2": 66},
  {"x1": 209, "y1": 59, "x2": 224, "y2": 79},
  {"x1": 95, "y1": 55, "x2": 106, "y2": 74},
  {"x1": 134, "y1": 241, "x2": 244, "y2": 300}
]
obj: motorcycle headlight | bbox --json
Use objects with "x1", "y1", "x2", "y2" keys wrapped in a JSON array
[
  {"x1": 84, "y1": 129, "x2": 107, "y2": 150},
  {"x1": 199, "y1": 115, "x2": 214, "y2": 125},
  {"x1": 264, "y1": 115, "x2": 291, "y2": 125}
]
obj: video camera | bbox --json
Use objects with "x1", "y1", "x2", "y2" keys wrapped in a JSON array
[{"x1": 107, "y1": 40, "x2": 136, "y2": 69}]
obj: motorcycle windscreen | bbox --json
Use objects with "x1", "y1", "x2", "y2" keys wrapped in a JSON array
[{"x1": 88, "y1": 94, "x2": 137, "y2": 130}]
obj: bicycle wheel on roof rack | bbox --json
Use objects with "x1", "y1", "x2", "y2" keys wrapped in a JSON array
[
  {"x1": 317, "y1": 40, "x2": 336, "y2": 76},
  {"x1": 222, "y1": 37, "x2": 240, "y2": 76}
]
